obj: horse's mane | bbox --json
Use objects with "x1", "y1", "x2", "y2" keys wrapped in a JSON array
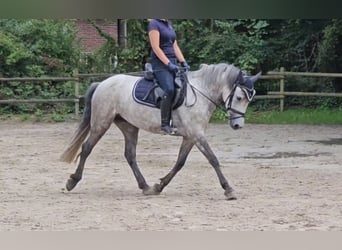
[{"x1": 189, "y1": 63, "x2": 241, "y2": 91}]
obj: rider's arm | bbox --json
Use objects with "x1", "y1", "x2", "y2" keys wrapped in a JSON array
[{"x1": 148, "y1": 29, "x2": 170, "y2": 65}]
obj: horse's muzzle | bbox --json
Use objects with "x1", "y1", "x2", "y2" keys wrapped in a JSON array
[{"x1": 229, "y1": 117, "x2": 244, "y2": 130}]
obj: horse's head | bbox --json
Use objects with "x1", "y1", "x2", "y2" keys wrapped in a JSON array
[{"x1": 225, "y1": 71, "x2": 261, "y2": 130}]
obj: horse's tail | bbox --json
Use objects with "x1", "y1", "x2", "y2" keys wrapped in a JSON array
[{"x1": 60, "y1": 82, "x2": 100, "y2": 163}]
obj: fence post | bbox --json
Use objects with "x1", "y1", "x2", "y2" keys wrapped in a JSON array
[
  {"x1": 280, "y1": 67, "x2": 285, "y2": 112},
  {"x1": 73, "y1": 69, "x2": 80, "y2": 118}
]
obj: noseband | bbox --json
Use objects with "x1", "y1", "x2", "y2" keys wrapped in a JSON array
[{"x1": 225, "y1": 84, "x2": 256, "y2": 120}]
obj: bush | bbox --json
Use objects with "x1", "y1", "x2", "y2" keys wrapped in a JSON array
[{"x1": 0, "y1": 19, "x2": 83, "y2": 116}]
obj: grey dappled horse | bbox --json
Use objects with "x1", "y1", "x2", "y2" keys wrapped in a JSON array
[{"x1": 60, "y1": 63, "x2": 261, "y2": 200}]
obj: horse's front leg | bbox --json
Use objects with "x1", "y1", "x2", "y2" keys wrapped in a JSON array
[
  {"x1": 153, "y1": 137, "x2": 195, "y2": 193},
  {"x1": 195, "y1": 136, "x2": 237, "y2": 200}
]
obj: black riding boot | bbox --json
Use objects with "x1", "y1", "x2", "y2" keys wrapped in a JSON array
[{"x1": 160, "y1": 95, "x2": 177, "y2": 135}]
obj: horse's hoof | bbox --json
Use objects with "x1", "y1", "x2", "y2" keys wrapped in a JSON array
[
  {"x1": 66, "y1": 178, "x2": 78, "y2": 191},
  {"x1": 142, "y1": 184, "x2": 161, "y2": 195},
  {"x1": 224, "y1": 189, "x2": 237, "y2": 200}
]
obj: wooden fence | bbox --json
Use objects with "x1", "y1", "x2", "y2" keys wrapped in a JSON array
[
  {"x1": 1, "y1": 68, "x2": 342, "y2": 115},
  {"x1": 256, "y1": 67, "x2": 342, "y2": 111},
  {"x1": 0, "y1": 71, "x2": 113, "y2": 117}
]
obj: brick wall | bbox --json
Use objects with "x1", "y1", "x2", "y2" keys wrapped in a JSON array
[{"x1": 75, "y1": 19, "x2": 118, "y2": 54}]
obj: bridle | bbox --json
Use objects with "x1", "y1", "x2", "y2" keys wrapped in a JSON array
[
  {"x1": 224, "y1": 83, "x2": 256, "y2": 120},
  {"x1": 185, "y1": 72, "x2": 256, "y2": 121}
]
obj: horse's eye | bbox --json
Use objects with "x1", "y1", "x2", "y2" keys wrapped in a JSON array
[{"x1": 237, "y1": 96, "x2": 242, "y2": 101}]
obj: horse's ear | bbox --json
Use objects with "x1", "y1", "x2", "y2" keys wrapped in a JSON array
[{"x1": 250, "y1": 71, "x2": 262, "y2": 83}]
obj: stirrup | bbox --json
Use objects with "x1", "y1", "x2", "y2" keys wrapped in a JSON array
[{"x1": 161, "y1": 125, "x2": 177, "y2": 135}]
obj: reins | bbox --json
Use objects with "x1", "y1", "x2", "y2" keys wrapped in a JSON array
[
  {"x1": 184, "y1": 74, "x2": 224, "y2": 111},
  {"x1": 183, "y1": 72, "x2": 254, "y2": 120}
]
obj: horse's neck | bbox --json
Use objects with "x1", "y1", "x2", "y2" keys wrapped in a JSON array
[{"x1": 189, "y1": 73, "x2": 226, "y2": 104}]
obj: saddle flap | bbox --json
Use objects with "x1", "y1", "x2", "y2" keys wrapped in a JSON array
[{"x1": 133, "y1": 77, "x2": 187, "y2": 110}]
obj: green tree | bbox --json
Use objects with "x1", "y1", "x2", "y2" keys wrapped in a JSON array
[
  {"x1": 316, "y1": 19, "x2": 342, "y2": 92},
  {"x1": 0, "y1": 19, "x2": 82, "y2": 115},
  {"x1": 0, "y1": 31, "x2": 32, "y2": 77},
  {"x1": 0, "y1": 19, "x2": 81, "y2": 77},
  {"x1": 173, "y1": 19, "x2": 268, "y2": 73}
]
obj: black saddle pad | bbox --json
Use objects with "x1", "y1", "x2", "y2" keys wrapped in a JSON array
[{"x1": 132, "y1": 77, "x2": 186, "y2": 110}]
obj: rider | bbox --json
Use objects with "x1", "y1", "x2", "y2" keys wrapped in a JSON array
[{"x1": 148, "y1": 19, "x2": 190, "y2": 135}]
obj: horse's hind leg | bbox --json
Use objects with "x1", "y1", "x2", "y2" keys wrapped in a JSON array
[
  {"x1": 114, "y1": 118, "x2": 151, "y2": 194},
  {"x1": 66, "y1": 124, "x2": 112, "y2": 191}
]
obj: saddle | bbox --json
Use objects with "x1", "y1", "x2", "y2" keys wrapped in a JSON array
[{"x1": 132, "y1": 63, "x2": 187, "y2": 110}]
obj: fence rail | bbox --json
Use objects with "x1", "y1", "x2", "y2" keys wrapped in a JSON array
[
  {"x1": 0, "y1": 77, "x2": 77, "y2": 82},
  {"x1": 263, "y1": 67, "x2": 342, "y2": 111},
  {"x1": 0, "y1": 68, "x2": 341, "y2": 115},
  {"x1": 0, "y1": 72, "x2": 111, "y2": 116}
]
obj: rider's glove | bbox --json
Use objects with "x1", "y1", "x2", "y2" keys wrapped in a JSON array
[
  {"x1": 167, "y1": 62, "x2": 178, "y2": 73},
  {"x1": 181, "y1": 61, "x2": 190, "y2": 71}
]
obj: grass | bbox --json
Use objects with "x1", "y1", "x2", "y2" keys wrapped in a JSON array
[
  {"x1": 245, "y1": 108, "x2": 342, "y2": 125},
  {"x1": 1, "y1": 108, "x2": 342, "y2": 125},
  {"x1": 210, "y1": 108, "x2": 342, "y2": 125},
  {"x1": 0, "y1": 113, "x2": 77, "y2": 123}
]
